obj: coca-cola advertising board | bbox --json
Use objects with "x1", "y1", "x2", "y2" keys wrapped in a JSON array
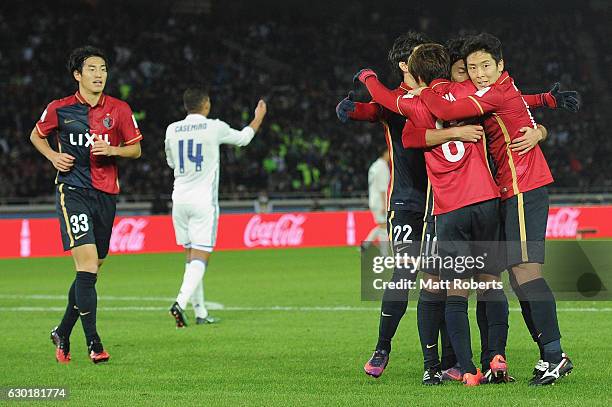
[{"x1": 2, "y1": 206, "x2": 611, "y2": 259}]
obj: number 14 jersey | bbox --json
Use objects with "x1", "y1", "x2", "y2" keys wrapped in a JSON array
[
  {"x1": 165, "y1": 113, "x2": 255, "y2": 205},
  {"x1": 399, "y1": 81, "x2": 499, "y2": 215}
]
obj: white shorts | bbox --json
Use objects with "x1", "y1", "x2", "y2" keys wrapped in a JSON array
[
  {"x1": 370, "y1": 207, "x2": 387, "y2": 225},
  {"x1": 172, "y1": 203, "x2": 219, "y2": 252}
]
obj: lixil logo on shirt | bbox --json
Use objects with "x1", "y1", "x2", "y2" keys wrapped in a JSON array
[{"x1": 69, "y1": 133, "x2": 110, "y2": 147}]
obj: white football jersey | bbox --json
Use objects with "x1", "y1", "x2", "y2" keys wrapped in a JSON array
[
  {"x1": 165, "y1": 113, "x2": 255, "y2": 205},
  {"x1": 368, "y1": 158, "x2": 390, "y2": 211}
]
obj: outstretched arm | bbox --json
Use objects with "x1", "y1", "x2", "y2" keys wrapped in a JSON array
[
  {"x1": 355, "y1": 69, "x2": 412, "y2": 116},
  {"x1": 419, "y1": 87, "x2": 490, "y2": 122},
  {"x1": 336, "y1": 91, "x2": 384, "y2": 123},
  {"x1": 523, "y1": 83, "x2": 580, "y2": 112}
]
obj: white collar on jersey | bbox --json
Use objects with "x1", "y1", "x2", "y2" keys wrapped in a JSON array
[{"x1": 185, "y1": 113, "x2": 208, "y2": 120}]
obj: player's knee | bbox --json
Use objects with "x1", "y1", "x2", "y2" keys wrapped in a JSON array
[
  {"x1": 79, "y1": 264, "x2": 99, "y2": 273},
  {"x1": 511, "y1": 263, "x2": 542, "y2": 286},
  {"x1": 419, "y1": 288, "x2": 445, "y2": 302},
  {"x1": 190, "y1": 248, "x2": 211, "y2": 264},
  {"x1": 447, "y1": 287, "x2": 469, "y2": 298},
  {"x1": 421, "y1": 274, "x2": 442, "y2": 295}
]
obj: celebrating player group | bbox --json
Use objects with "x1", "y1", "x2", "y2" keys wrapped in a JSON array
[{"x1": 336, "y1": 31, "x2": 580, "y2": 386}]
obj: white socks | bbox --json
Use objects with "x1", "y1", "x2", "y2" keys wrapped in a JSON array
[
  {"x1": 191, "y1": 280, "x2": 208, "y2": 319},
  {"x1": 176, "y1": 259, "x2": 206, "y2": 310}
]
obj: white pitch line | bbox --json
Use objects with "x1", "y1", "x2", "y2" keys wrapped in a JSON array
[
  {"x1": 0, "y1": 306, "x2": 610, "y2": 312},
  {"x1": 0, "y1": 294, "x2": 610, "y2": 312}
]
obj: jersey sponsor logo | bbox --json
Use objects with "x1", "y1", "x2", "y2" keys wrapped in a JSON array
[
  {"x1": 401, "y1": 93, "x2": 416, "y2": 99},
  {"x1": 244, "y1": 214, "x2": 305, "y2": 248},
  {"x1": 64, "y1": 118, "x2": 76, "y2": 124},
  {"x1": 74, "y1": 233, "x2": 87, "y2": 240},
  {"x1": 475, "y1": 87, "x2": 491, "y2": 97},
  {"x1": 110, "y1": 217, "x2": 148, "y2": 252},
  {"x1": 69, "y1": 132, "x2": 110, "y2": 147}
]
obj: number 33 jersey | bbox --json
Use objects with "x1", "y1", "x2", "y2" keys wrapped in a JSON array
[
  {"x1": 399, "y1": 81, "x2": 500, "y2": 215},
  {"x1": 35, "y1": 92, "x2": 143, "y2": 194},
  {"x1": 165, "y1": 113, "x2": 255, "y2": 205}
]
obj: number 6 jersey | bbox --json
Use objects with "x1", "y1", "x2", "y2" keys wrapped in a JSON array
[
  {"x1": 164, "y1": 113, "x2": 255, "y2": 205},
  {"x1": 361, "y1": 76, "x2": 499, "y2": 216}
]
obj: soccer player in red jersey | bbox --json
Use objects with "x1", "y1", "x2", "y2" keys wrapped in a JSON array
[
  {"x1": 337, "y1": 32, "x2": 482, "y2": 383},
  {"x1": 356, "y1": 43, "x2": 511, "y2": 385},
  {"x1": 30, "y1": 46, "x2": 143, "y2": 364},
  {"x1": 411, "y1": 33, "x2": 576, "y2": 385}
]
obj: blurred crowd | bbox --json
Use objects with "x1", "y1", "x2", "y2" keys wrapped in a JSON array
[{"x1": 1, "y1": 0, "x2": 610, "y2": 202}]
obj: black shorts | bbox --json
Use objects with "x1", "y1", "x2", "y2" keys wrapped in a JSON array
[
  {"x1": 387, "y1": 209, "x2": 424, "y2": 258},
  {"x1": 55, "y1": 183, "x2": 117, "y2": 259},
  {"x1": 501, "y1": 186, "x2": 549, "y2": 267},
  {"x1": 436, "y1": 198, "x2": 505, "y2": 280}
]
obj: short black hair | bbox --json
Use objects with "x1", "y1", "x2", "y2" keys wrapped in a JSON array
[
  {"x1": 408, "y1": 43, "x2": 450, "y2": 85},
  {"x1": 446, "y1": 36, "x2": 467, "y2": 66},
  {"x1": 67, "y1": 46, "x2": 107, "y2": 75},
  {"x1": 183, "y1": 88, "x2": 210, "y2": 113},
  {"x1": 388, "y1": 31, "x2": 431, "y2": 79},
  {"x1": 461, "y1": 33, "x2": 503, "y2": 64}
]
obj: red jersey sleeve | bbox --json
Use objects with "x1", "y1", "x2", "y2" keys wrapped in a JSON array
[
  {"x1": 523, "y1": 93, "x2": 559, "y2": 109},
  {"x1": 363, "y1": 76, "x2": 413, "y2": 117},
  {"x1": 420, "y1": 86, "x2": 503, "y2": 121},
  {"x1": 349, "y1": 101, "x2": 383, "y2": 122},
  {"x1": 401, "y1": 121, "x2": 427, "y2": 149},
  {"x1": 522, "y1": 93, "x2": 545, "y2": 108},
  {"x1": 35, "y1": 101, "x2": 60, "y2": 138},
  {"x1": 118, "y1": 103, "x2": 143, "y2": 145}
]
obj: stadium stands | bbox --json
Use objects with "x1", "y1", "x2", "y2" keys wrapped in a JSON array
[{"x1": 1, "y1": 0, "x2": 610, "y2": 203}]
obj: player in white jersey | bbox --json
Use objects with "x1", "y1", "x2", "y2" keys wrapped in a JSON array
[
  {"x1": 165, "y1": 87, "x2": 267, "y2": 327},
  {"x1": 364, "y1": 147, "x2": 390, "y2": 255}
]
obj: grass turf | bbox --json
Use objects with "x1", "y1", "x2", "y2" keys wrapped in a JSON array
[{"x1": 0, "y1": 247, "x2": 610, "y2": 406}]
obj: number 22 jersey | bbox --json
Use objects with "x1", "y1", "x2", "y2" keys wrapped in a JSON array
[{"x1": 165, "y1": 113, "x2": 255, "y2": 205}]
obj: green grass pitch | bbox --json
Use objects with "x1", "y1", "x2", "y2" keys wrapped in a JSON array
[{"x1": 0, "y1": 247, "x2": 610, "y2": 406}]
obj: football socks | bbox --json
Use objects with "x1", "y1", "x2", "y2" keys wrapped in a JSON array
[
  {"x1": 56, "y1": 278, "x2": 79, "y2": 339},
  {"x1": 520, "y1": 278, "x2": 563, "y2": 363},
  {"x1": 176, "y1": 259, "x2": 206, "y2": 310},
  {"x1": 445, "y1": 295, "x2": 477, "y2": 375},
  {"x1": 417, "y1": 289, "x2": 445, "y2": 369},
  {"x1": 75, "y1": 271, "x2": 100, "y2": 345}
]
